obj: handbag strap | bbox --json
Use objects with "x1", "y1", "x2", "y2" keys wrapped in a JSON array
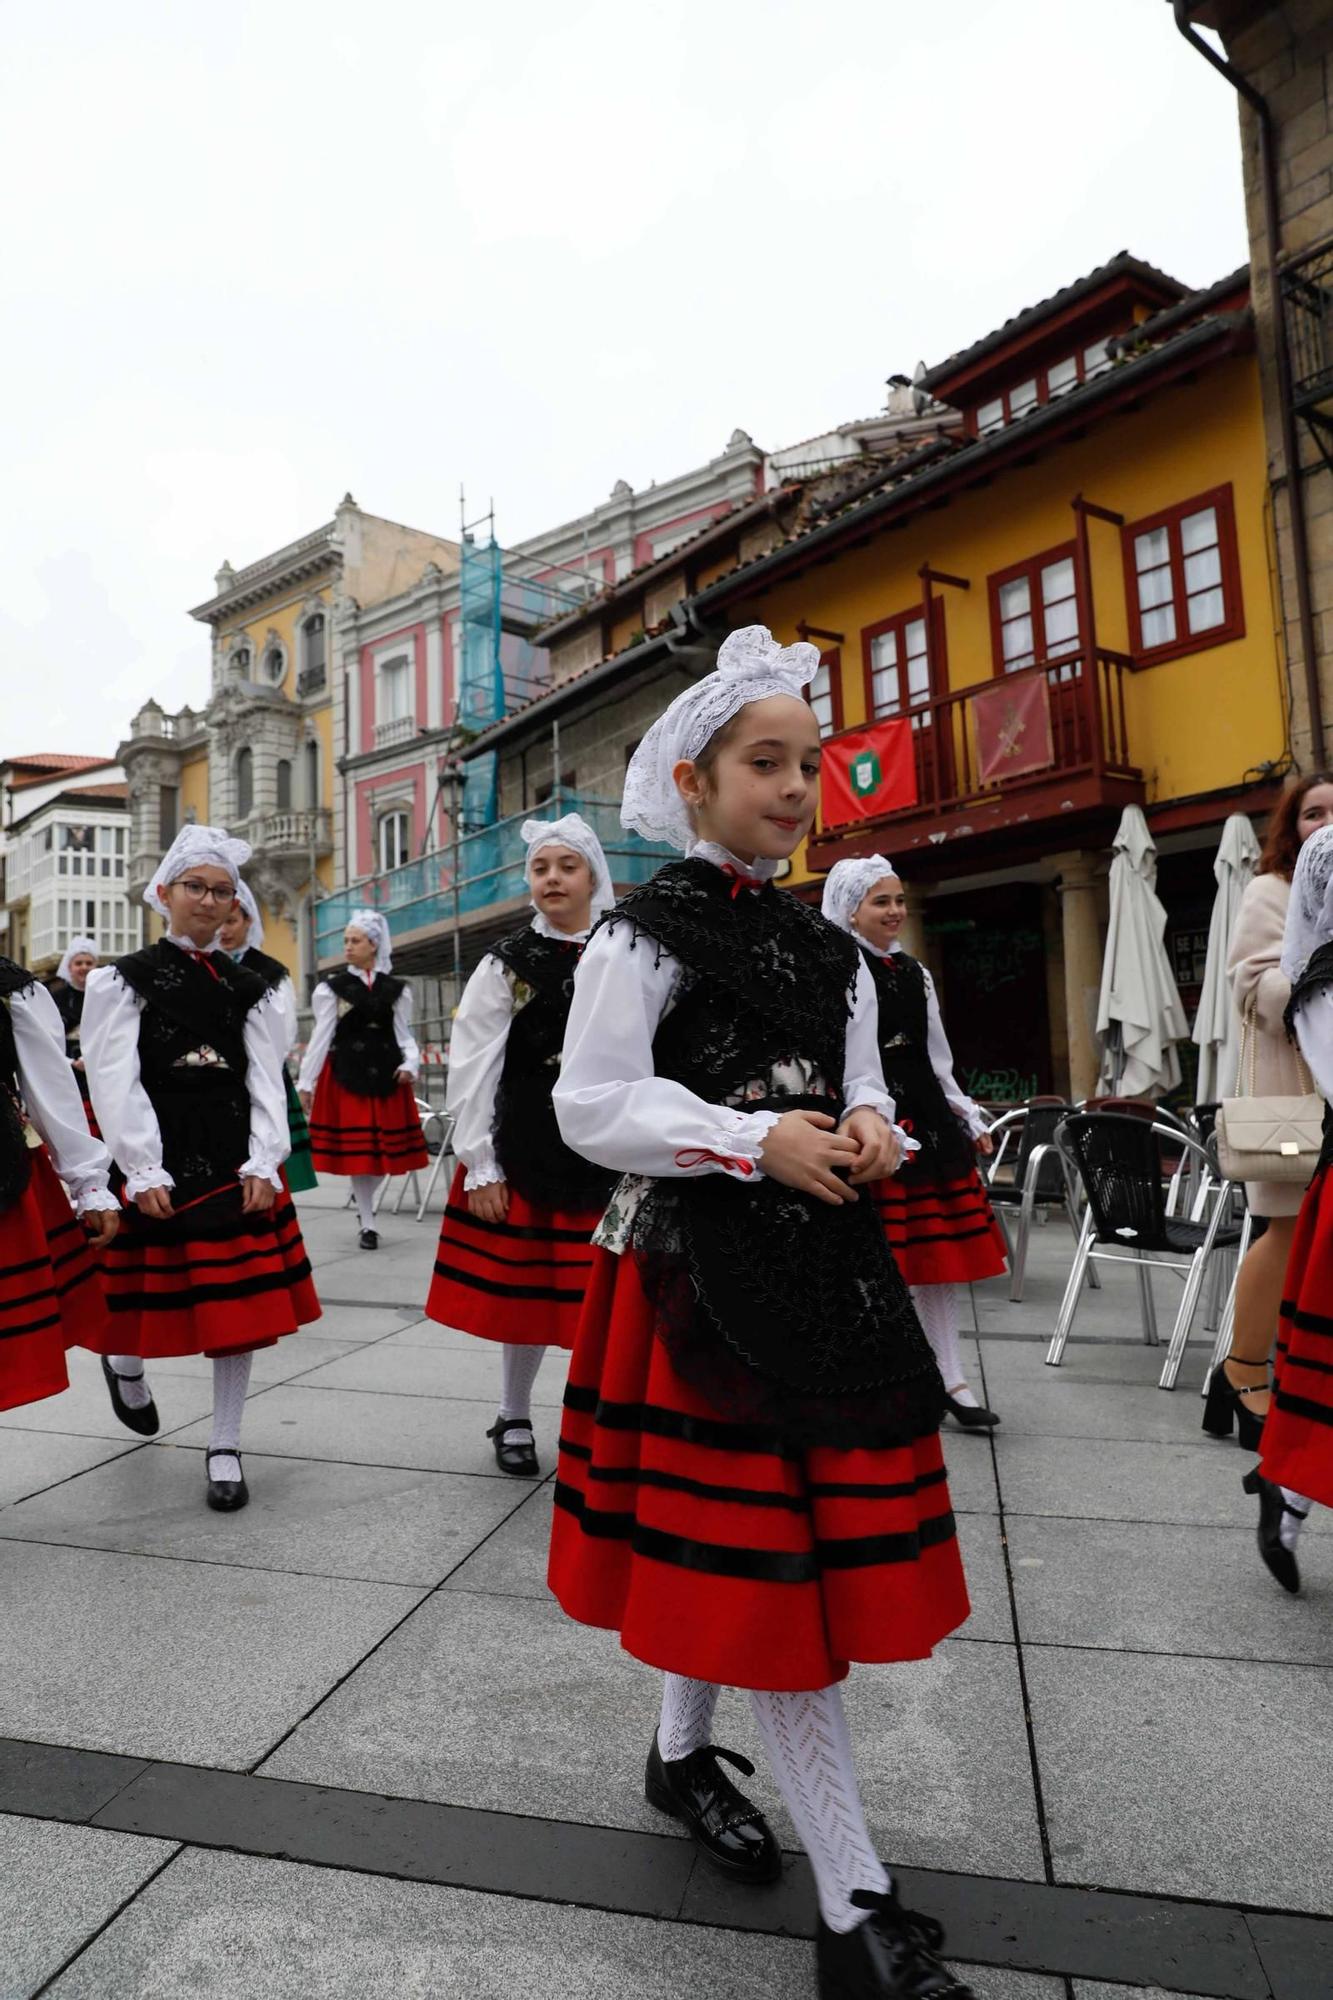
[{"x1": 1240, "y1": 1002, "x2": 1315, "y2": 1097}]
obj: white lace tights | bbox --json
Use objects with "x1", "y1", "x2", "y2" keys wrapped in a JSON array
[
  {"x1": 499, "y1": 1344, "x2": 546, "y2": 1423},
  {"x1": 657, "y1": 1675, "x2": 721, "y2": 1761},
  {"x1": 911, "y1": 1283, "x2": 976, "y2": 1403}
]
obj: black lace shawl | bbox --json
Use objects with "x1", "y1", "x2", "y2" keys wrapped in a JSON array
[
  {"x1": 0, "y1": 958, "x2": 35, "y2": 1211},
  {"x1": 489, "y1": 927, "x2": 615, "y2": 1210},
  {"x1": 1284, "y1": 940, "x2": 1333, "y2": 1039},
  {"x1": 862, "y1": 948, "x2": 970, "y2": 1173},
  {"x1": 326, "y1": 970, "x2": 408, "y2": 1098},
  {"x1": 48, "y1": 977, "x2": 84, "y2": 1057},
  {"x1": 597, "y1": 862, "x2": 943, "y2": 1449},
  {"x1": 240, "y1": 947, "x2": 290, "y2": 992}
]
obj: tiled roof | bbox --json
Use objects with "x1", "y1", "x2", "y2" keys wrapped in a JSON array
[{"x1": 7, "y1": 753, "x2": 116, "y2": 787}]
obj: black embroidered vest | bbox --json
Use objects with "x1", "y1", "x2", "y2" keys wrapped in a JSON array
[
  {"x1": 114, "y1": 941, "x2": 267, "y2": 1206},
  {"x1": 861, "y1": 947, "x2": 970, "y2": 1173},
  {"x1": 0, "y1": 959, "x2": 34, "y2": 1211},
  {"x1": 326, "y1": 970, "x2": 407, "y2": 1097},
  {"x1": 49, "y1": 978, "x2": 84, "y2": 1059},
  {"x1": 596, "y1": 862, "x2": 943, "y2": 1449},
  {"x1": 489, "y1": 926, "x2": 614, "y2": 1210},
  {"x1": 240, "y1": 947, "x2": 289, "y2": 993}
]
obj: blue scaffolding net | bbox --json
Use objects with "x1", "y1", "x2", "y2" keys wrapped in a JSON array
[{"x1": 457, "y1": 532, "x2": 505, "y2": 830}]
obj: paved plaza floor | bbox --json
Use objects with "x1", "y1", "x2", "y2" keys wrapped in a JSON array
[{"x1": 2, "y1": 1182, "x2": 1331, "y2": 1998}]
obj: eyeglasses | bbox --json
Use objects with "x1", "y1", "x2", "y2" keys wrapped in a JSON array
[{"x1": 177, "y1": 879, "x2": 237, "y2": 904}]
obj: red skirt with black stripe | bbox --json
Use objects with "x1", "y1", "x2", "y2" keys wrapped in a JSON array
[
  {"x1": 871, "y1": 1164, "x2": 1008, "y2": 1287},
  {"x1": 426, "y1": 1163, "x2": 601, "y2": 1348},
  {"x1": 308, "y1": 1071, "x2": 428, "y2": 1178},
  {"x1": 78, "y1": 1175, "x2": 321, "y2": 1360},
  {"x1": 1261, "y1": 1163, "x2": 1333, "y2": 1507},
  {"x1": 547, "y1": 1246, "x2": 970, "y2": 1690},
  {"x1": 1, "y1": 1148, "x2": 113, "y2": 1411}
]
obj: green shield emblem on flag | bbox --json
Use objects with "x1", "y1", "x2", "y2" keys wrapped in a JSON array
[{"x1": 850, "y1": 751, "x2": 881, "y2": 798}]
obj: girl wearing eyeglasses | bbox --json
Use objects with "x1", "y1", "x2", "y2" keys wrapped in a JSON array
[{"x1": 80, "y1": 826, "x2": 321, "y2": 1513}]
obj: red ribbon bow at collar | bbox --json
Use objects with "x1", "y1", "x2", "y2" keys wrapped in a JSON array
[
  {"x1": 187, "y1": 949, "x2": 220, "y2": 981},
  {"x1": 719, "y1": 864, "x2": 767, "y2": 899}
]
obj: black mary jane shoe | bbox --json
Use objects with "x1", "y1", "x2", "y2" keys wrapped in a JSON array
[
  {"x1": 644, "y1": 1736, "x2": 781, "y2": 1885},
  {"x1": 1243, "y1": 1467, "x2": 1306, "y2": 1595},
  {"x1": 205, "y1": 1449, "x2": 250, "y2": 1513},
  {"x1": 486, "y1": 1418, "x2": 539, "y2": 1477},
  {"x1": 100, "y1": 1356, "x2": 160, "y2": 1437},
  {"x1": 817, "y1": 1887, "x2": 976, "y2": 1999},
  {"x1": 359, "y1": 1228, "x2": 379, "y2": 1250},
  {"x1": 1202, "y1": 1358, "x2": 1267, "y2": 1451},
  {"x1": 943, "y1": 1393, "x2": 999, "y2": 1432}
]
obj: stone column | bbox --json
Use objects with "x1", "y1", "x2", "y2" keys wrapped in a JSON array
[{"x1": 1053, "y1": 851, "x2": 1103, "y2": 1102}]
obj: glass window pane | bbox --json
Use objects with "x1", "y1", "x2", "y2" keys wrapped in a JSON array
[
  {"x1": 1041, "y1": 558, "x2": 1075, "y2": 606},
  {"x1": 1009, "y1": 379, "x2": 1038, "y2": 418},
  {"x1": 1181, "y1": 506, "x2": 1218, "y2": 555},
  {"x1": 1047, "y1": 356, "x2": 1077, "y2": 396},
  {"x1": 977, "y1": 399, "x2": 1004, "y2": 434},
  {"x1": 1138, "y1": 564, "x2": 1174, "y2": 611},
  {"x1": 999, "y1": 578, "x2": 1031, "y2": 621},
  {"x1": 1084, "y1": 338, "x2": 1111, "y2": 376},
  {"x1": 903, "y1": 618, "x2": 927, "y2": 660},
  {"x1": 870, "y1": 632, "x2": 898, "y2": 671},
  {"x1": 1045, "y1": 599, "x2": 1080, "y2": 653},
  {"x1": 1141, "y1": 604, "x2": 1176, "y2": 648},
  {"x1": 1135, "y1": 526, "x2": 1170, "y2": 572},
  {"x1": 872, "y1": 669, "x2": 900, "y2": 716},
  {"x1": 1187, "y1": 587, "x2": 1227, "y2": 633},
  {"x1": 907, "y1": 651, "x2": 930, "y2": 704},
  {"x1": 1002, "y1": 617, "x2": 1035, "y2": 668},
  {"x1": 1184, "y1": 546, "x2": 1222, "y2": 594}
]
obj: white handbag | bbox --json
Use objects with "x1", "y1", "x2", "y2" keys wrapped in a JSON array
[{"x1": 1215, "y1": 1006, "x2": 1324, "y2": 1185}]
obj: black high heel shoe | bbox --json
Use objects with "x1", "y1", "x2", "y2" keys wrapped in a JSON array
[
  {"x1": 943, "y1": 1393, "x2": 999, "y2": 1431},
  {"x1": 1202, "y1": 1357, "x2": 1268, "y2": 1451},
  {"x1": 1242, "y1": 1467, "x2": 1307, "y2": 1595}
]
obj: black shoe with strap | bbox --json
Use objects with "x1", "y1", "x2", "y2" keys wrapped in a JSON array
[
  {"x1": 1202, "y1": 1356, "x2": 1268, "y2": 1451},
  {"x1": 817, "y1": 1887, "x2": 976, "y2": 1998},
  {"x1": 943, "y1": 1394, "x2": 999, "y2": 1432},
  {"x1": 100, "y1": 1356, "x2": 160, "y2": 1437},
  {"x1": 644, "y1": 1735, "x2": 781, "y2": 1884},
  {"x1": 205, "y1": 1449, "x2": 249, "y2": 1513},
  {"x1": 486, "y1": 1417, "x2": 539, "y2": 1477},
  {"x1": 359, "y1": 1228, "x2": 379, "y2": 1250},
  {"x1": 1243, "y1": 1466, "x2": 1307, "y2": 1594}
]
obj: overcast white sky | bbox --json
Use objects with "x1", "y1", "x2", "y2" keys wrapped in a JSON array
[{"x1": 1, "y1": 0, "x2": 1247, "y2": 756}]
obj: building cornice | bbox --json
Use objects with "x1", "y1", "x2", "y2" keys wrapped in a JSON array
[{"x1": 189, "y1": 523, "x2": 338, "y2": 624}]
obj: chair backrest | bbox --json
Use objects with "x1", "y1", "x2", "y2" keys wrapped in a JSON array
[
  {"x1": 1056, "y1": 1112, "x2": 1173, "y2": 1250},
  {"x1": 1082, "y1": 1096, "x2": 1157, "y2": 1121},
  {"x1": 1014, "y1": 1099, "x2": 1075, "y2": 1196},
  {"x1": 1192, "y1": 1101, "x2": 1220, "y2": 1144}
]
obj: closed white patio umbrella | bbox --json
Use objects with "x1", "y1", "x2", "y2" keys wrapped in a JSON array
[
  {"x1": 1097, "y1": 805, "x2": 1190, "y2": 1098},
  {"x1": 1192, "y1": 813, "x2": 1260, "y2": 1103}
]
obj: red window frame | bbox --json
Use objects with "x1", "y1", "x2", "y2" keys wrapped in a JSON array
[
  {"x1": 860, "y1": 602, "x2": 945, "y2": 727},
  {"x1": 969, "y1": 338, "x2": 1116, "y2": 438},
  {"x1": 987, "y1": 542, "x2": 1082, "y2": 677},
  {"x1": 809, "y1": 648, "x2": 844, "y2": 740},
  {"x1": 1120, "y1": 484, "x2": 1245, "y2": 666}
]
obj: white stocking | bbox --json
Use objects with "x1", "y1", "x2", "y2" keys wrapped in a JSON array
[
  {"x1": 351, "y1": 1176, "x2": 379, "y2": 1230},
  {"x1": 911, "y1": 1283, "x2": 975, "y2": 1404},
  {"x1": 748, "y1": 1684, "x2": 889, "y2": 1933},
  {"x1": 107, "y1": 1354, "x2": 152, "y2": 1411},
  {"x1": 208, "y1": 1351, "x2": 253, "y2": 1484},
  {"x1": 1280, "y1": 1487, "x2": 1313, "y2": 1550},
  {"x1": 656, "y1": 1674, "x2": 721, "y2": 1762},
  {"x1": 499, "y1": 1343, "x2": 546, "y2": 1423}
]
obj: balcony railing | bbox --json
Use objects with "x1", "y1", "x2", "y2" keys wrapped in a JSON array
[
  {"x1": 248, "y1": 808, "x2": 333, "y2": 855},
  {"x1": 1281, "y1": 237, "x2": 1333, "y2": 412},
  {"x1": 316, "y1": 792, "x2": 674, "y2": 960},
  {"x1": 374, "y1": 715, "x2": 416, "y2": 749},
  {"x1": 817, "y1": 648, "x2": 1137, "y2": 838}
]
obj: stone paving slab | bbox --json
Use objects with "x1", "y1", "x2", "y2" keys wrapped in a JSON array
[
  {"x1": 993, "y1": 1432, "x2": 1255, "y2": 1527},
  {"x1": 0, "y1": 1448, "x2": 527, "y2": 1586},
  {"x1": 167, "y1": 1382, "x2": 529, "y2": 1477},
  {"x1": 146, "y1": 1334, "x2": 363, "y2": 1386},
  {"x1": 1024, "y1": 1644, "x2": 1333, "y2": 1912},
  {"x1": 0, "y1": 1813, "x2": 176, "y2": 1999},
  {"x1": 0, "y1": 1537, "x2": 422, "y2": 1768},
  {"x1": 294, "y1": 1337, "x2": 571, "y2": 1406},
  {"x1": 0, "y1": 1350, "x2": 216, "y2": 1442},
  {"x1": 0, "y1": 1430, "x2": 139, "y2": 1508}
]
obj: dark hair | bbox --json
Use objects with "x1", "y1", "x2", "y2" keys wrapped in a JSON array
[
  {"x1": 1257, "y1": 771, "x2": 1333, "y2": 880},
  {"x1": 689, "y1": 709, "x2": 747, "y2": 798}
]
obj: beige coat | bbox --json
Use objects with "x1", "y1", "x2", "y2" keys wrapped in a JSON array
[{"x1": 1226, "y1": 870, "x2": 1308, "y2": 1215}]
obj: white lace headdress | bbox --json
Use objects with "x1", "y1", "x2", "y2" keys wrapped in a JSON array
[
  {"x1": 144, "y1": 825, "x2": 252, "y2": 913},
  {"x1": 56, "y1": 936, "x2": 99, "y2": 982},
  {"x1": 620, "y1": 624, "x2": 821, "y2": 851},
  {"x1": 232, "y1": 879, "x2": 264, "y2": 954},
  {"x1": 521, "y1": 813, "x2": 615, "y2": 918},
  {"x1": 346, "y1": 907, "x2": 393, "y2": 975},
  {"x1": 819, "y1": 856, "x2": 898, "y2": 933},
  {"x1": 1281, "y1": 822, "x2": 1333, "y2": 981}
]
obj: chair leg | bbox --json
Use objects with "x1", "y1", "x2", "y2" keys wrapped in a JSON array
[
  {"x1": 1046, "y1": 1214, "x2": 1095, "y2": 1365},
  {"x1": 393, "y1": 1171, "x2": 420, "y2": 1216},
  {"x1": 1064, "y1": 1195, "x2": 1100, "y2": 1290},
  {"x1": 416, "y1": 1148, "x2": 451, "y2": 1223},
  {"x1": 1160, "y1": 1250, "x2": 1210, "y2": 1389},
  {"x1": 1009, "y1": 1191, "x2": 1035, "y2": 1303},
  {"x1": 1136, "y1": 1255, "x2": 1160, "y2": 1347},
  {"x1": 371, "y1": 1175, "x2": 389, "y2": 1215}
]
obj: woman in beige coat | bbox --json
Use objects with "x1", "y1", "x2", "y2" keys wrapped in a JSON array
[{"x1": 1214, "y1": 773, "x2": 1333, "y2": 1446}]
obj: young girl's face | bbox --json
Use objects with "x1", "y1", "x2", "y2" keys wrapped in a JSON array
[
  {"x1": 853, "y1": 876, "x2": 907, "y2": 950},
  {"x1": 529, "y1": 845, "x2": 594, "y2": 934},
  {"x1": 158, "y1": 865, "x2": 236, "y2": 947},
  {"x1": 1297, "y1": 783, "x2": 1333, "y2": 845},
  {"x1": 674, "y1": 694, "x2": 821, "y2": 864},
  {"x1": 344, "y1": 926, "x2": 377, "y2": 970},
  {"x1": 66, "y1": 952, "x2": 96, "y2": 989},
  {"x1": 218, "y1": 905, "x2": 249, "y2": 953}
]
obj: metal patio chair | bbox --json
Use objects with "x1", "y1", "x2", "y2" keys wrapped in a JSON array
[
  {"x1": 414, "y1": 1109, "x2": 457, "y2": 1221},
  {"x1": 984, "y1": 1098, "x2": 1093, "y2": 1303},
  {"x1": 1045, "y1": 1113, "x2": 1243, "y2": 1387}
]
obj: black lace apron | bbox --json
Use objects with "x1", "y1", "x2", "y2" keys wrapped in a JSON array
[
  {"x1": 862, "y1": 948, "x2": 971, "y2": 1173},
  {"x1": 490, "y1": 927, "x2": 615, "y2": 1210}
]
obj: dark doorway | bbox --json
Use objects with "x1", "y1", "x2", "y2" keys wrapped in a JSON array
[{"x1": 929, "y1": 881, "x2": 1053, "y2": 1105}]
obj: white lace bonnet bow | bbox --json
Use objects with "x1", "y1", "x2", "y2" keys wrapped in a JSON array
[
  {"x1": 143, "y1": 825, "x2": 252, "y2": 914},
  {"x1": 1281, "y1": 821, "x2": 1333, "y2": 983},
  {"x1": 520, "y1": 813, "x2": 615, "y2": 920},
  {"x1": 346, "y1": 907, "x2": 393, "y2": 975},
  {"x1": 620, "y1": 624, "x2": 821, "y2": 851},
  {"x1": 819, "y1": 856, "x2": 899, "y2": 935}
]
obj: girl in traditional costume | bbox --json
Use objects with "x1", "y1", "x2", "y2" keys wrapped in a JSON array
[
  {"x1": 426, "y1": 813, "x2": 616, "y2": 1475},
  {"x1": 47, "y1": 935, "x2": 100, "y2": 1130},
  {"x1": 81, "y1": 826, "x2": 320, "y2": 1512},
  {"x1": 219, "y1": 883, "x2": 317, "y2": 1193},
  {"x1": 548, "y1": 628, "x2": 975, "y2": 2000},
  {"x1": 298, "y1": 910, "x2": 426, "y2": 1247},
  {"x1": 820, "y1": 858, "x2": 1006, "y2": 1428}
]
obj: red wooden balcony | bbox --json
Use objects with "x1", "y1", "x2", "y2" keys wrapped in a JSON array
[{"x1": 810, "y1": 648, "x2": 1144, "y2": 867}]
